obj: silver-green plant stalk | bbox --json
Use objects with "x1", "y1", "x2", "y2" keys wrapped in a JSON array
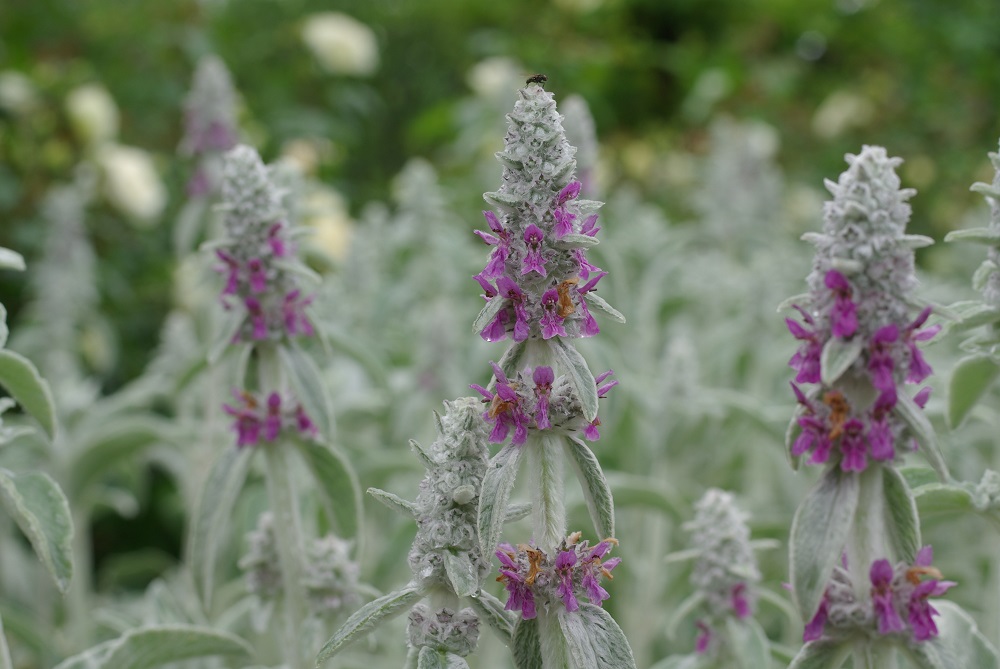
[{"x1": 469, "y1": 77, "x2": 634, "y2": 668}]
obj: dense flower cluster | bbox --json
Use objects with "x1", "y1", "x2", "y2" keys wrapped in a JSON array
[
  {"x1": 470, "y1": 362, "x2": 616, "y2": 445},
  {"x1": 406, "y1": 605, "x2": 481, "y2": 658},
  {"x1": 495, "y1": 533, "x2": 621, "y2": 620},
  {"x1": 472, "y1": 82, "x2": 616, "y2": 342},
  {"x1": 238, "y1": 512, "x2": 282, "y2": 600},
  {"x1": 182, "y1": 56, "x2": 238, "y2": 197},
  {"x1": 407, "y1": 398, "x2": 491, "y2": 587},
  {"x1": 786, "y1": 146, "x2": 939, "y2": 472},
  {"x1": 222, "y1": 389, "x2": 315, "y2": 448},
  {"x1": 217, "y1": 145, "x2": 315, "y2": 342},
  {"x1": 804, "y1": 546, "x2": 955, "y2": 643},
  {"x1": 684, "y1": 489, "x2": 760, "y2": 654},
  {"x1": 303, "y1": 535, "x2": 362, "y2": 616}
]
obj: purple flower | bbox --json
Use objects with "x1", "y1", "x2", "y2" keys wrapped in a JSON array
[
  {"x1": 480, "y1": 307, "x2": 509, "y2": 342},
  {"x1": 266, "y1": 222, "x2": 288, "y2": 257},
  {"x1": 247, "y1": 257, "x2": 268, "y2": 294},
  {"x1": 595, "y1": 369, "x2": 618, "y2": 398},
  {"x1": 557, "y1": 180, "x2": 582, "y2": 205},
  {"x1": 904, "y1": 307, "x2": 940, "y2": 384},
  {"x1": 496, "y1": 545, "x2": 537, "y2": 620},
  {"x1": 868, "y1": 324, "x2": 899, "y2": 394},
  {"x1": 223, "y1": 393, "x2": 262, "y2": 448},
  {"x1": 472, "y1": 273, "x2": 498, "y2": 299},
  {"x1": 263, "y1": 392, "x2": 282, "y2": 441},
  {"x1": 868, "y1": 391, "x2": 896, "y2": 461},
  {"x1": 282, "y1": 290, "x2": 314, "y2": 337},
  {"x1": 839, "y1": 418, "x2": 868, "y2": 472},
  {"x1": 787, "y1": 306, "x2": 822, "y2": 384},
  {"x1": 803, "y1": 595, "x2": 829, "y2": 641},
  {"x1": 533, "y1": 366, "x2": 554, "y2": 429},
  {"x1": 474, "y1": 210, "x2": 511, "y2": 279},
  {"x1": 905, "y1": 546, "x2": 957, "y2": 642},
  {"x1": 825, "y1": 270, "x2": 858, "y2": 338},
  {"x1": 731, "y1": 582, "x2": 751, "y2": 619},
  {"x1": 495, "y1": 276, "x2": 531, "y2": 342},
  {"x1": 870, "y1": 559, "x2": 906, "y2": 634},
  {"x1": 540, "y1": 289, "x2": 568, "y2": 339},
  {"x1": 555, "y1": 550, "x2": 579, "y2": 611},
  {"x1": 471, "y1": 362, "x2": 531, "y2": 445},
  {"x1": 573, "y1": 248, "x2": 600, "y2": 280},
  {"x1": 521, "y1": 224, "x2": 548, "y2": 276},
  {"x1": 580, "y1": 214, "x2": 600, "y2": 237},
  {"x1": 695, "y1": 621, "x2": 712, "y2": 654},
  {"x1": 215, "y1": 250, "x2": 240, "y2": 296},
  {"x1": 553, "y1": 208, "x2": 575, "y2": 238},
  {"x1": 245, "y1": 297, "x2": 269, "y2": 340},
  {"x1": 295, "y1": 405, "x2": 316, "y2": 437}
]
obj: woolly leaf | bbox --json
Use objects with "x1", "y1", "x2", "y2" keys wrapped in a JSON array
[
  {"x1": 895, "y1": 391, "x2": 949, "y2": 480},
  {"x1": 468, "y1": 590, "x2": 515, "y2": 643},
  {"x1": 278, "y1": 342, "x2": 334, "y2": 438},
  {"x1": 367, "y1": 487, "x2": 416, "y2": 518},
  {"x1": 820, "y1": 336, "x2": 864, "y2": 386},
  {"x1": 478, "y1": 443, "x2": 524, "y2": 558},
  {"x1": 911, "y1": 482, "x2": 976, "y2": 518},
  {"x1": 416, "y1": 648, "x2": 470, "y2": 669},
  {"x1": 787, "y1": 640, "x2": 851, "y2": 669},
  {"x1": 472, "y1": 297, "x2": 506, "y2": 336},
  {"x1": 947, "y1": 355, "x2": 1000, "y2": 429},
  {"x1": 553, "y1": 234, "x2": 599, "y2": 248},
  {"x1": 69, "y1": 416, "x2": 169, "y2": 501},
  {"x1": 505, "y1": 502, "x2": 532, "y2": 523},
  {"x1": 558, "y1": 604, "x2": 637, "y2": 669},
  {"x1": 584, "y1": 293, "x2": 626, "y2": 324},
  {"x1": 881, "y1": 466, "x2": 920, "y2": 563},
  {"x1": 0, "y1": 350, "x2": 56, "y2": 439},
  {"x1": 316, "y1": 586, "x2": 423, "y2": 665},
  {"x1": 551, "y1": 337, "x2": 598, "y2": 422},
  {"x1": 725, "y1": 617, "x2": 770, "y2": 669},
  {"x1": 294, "y1": 438, "x2": 361, "y2": 539},
  {"x1": 565, "y1": 437, "x2": 615, "y2": 539},
  {"x1": 207, "y1": 308, "x2": 244, "y2": 365},
  {"x1": 190, "y1": 446, "x2": 253, "y2": 610},
  {"x1": 789, "y1": 467, "x2": 860, "y2": 623},
  {"x1": 443, "y1": 550, "x2": 480, "y2": 597},
  {"x1": 0, "y1": 248, "x2": 25, "y2": 271},
  {"x1": 52, "y1": 625, "x2": 253, "y2": 669},
  {"x1": 943, "y1": 227, "x2": 1000, "y2": 245},
  {"x1": 0, "y1": 469, "x2": 73, "y2": 593},
  {"x1": 511, "y1": 617, "x2": 543, "y2": 669}
]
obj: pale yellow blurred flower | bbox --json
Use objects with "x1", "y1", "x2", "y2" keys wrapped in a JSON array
[
  {"x1": 0, "y1": 71, "x2": 37, "y2": 116},
  {"x1": 302, "y1": 186, "x2": 353, "y2": 262},
  {"x1": 96, "y1": 144, "x2": 166, "y2": 226},
  {"x1": 66, "y1": 83, "x2": 119, "y2": 146},
  {"x1": 466, "y1": 57, "x2": 522, "y2": 98},
  {"x1": 301, "y1": 13, "x2": 379, "y2": 76},
  {"x1": 812, "y1": 90, "x2": 874, "y2": 139}
]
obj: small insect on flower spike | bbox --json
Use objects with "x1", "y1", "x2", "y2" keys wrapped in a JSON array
[{"x1": 525, "y1": 73, "x2": 548, "y2": 86}]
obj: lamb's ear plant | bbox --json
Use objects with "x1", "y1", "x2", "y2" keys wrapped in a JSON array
[
  {"x1": 317, "y1": 396, "x2": 503, "y2": 668},
  {"x1": 469, "y1": 78, "x2": 635, "y2": 669},
  {"x1": 782, "y1": 146, "x2": 997, "y2": 668},
  {"x1": 184, "y1": 144, "x2": 360, "y2": 669},
  {"x1": 653, "y1": 489, "x2": 780, "y2": 669},
  {"x1": 0, "y1": 246, "x2": 71, "y2": 669}
]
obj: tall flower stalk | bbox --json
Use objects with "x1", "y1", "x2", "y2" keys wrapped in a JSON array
[
  {"x1": 471, "y1": 78, "x2": 634, "y2": 669},
  {"x1": 192, "y1": 144, "x2": 358, "y2": 669},
  {"x1": 782, "y1": 146, "x2": 961, "y2": 668}
]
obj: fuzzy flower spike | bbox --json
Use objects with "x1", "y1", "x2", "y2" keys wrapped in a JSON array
[{"x1": 785, "y1": 146, "x2": 940, "y2": 473}]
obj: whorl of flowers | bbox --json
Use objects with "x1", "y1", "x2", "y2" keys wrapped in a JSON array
[
  {"x1": 684, "y1": 489, "x2": 760, "y2": 654},
  {"x1": 471, "y1": 362, "x2": 617, "y2": 446},
  {"x1": 804, "y1": 546, "x2": 955, "y2": 644},
  {"x1": 182, "y1": 55, "x2": 238, "y2": 197},
  {"x1": 473, "y1": 82, "x2": 614, "y2": 342},
  {"x1": 216, "y1": 145, "x2": 314, "y2": 343},
  {"x1": 407, "y1": 397, "x2": 491, "y2": 587},
  {"x1": 303, "y1": 535, "x2": 362, "y2": 616},
  {"x1": 238, "y1": 512, "x2": 282, "y2": 601},
  {"x1": 222, "y1": 389, "x2": 315, "y2": 448},
  {"x1": 407, "y1": 605, "x2": 481, "y2": 658},
  {"x1": 786, "y1": 146, "x2": 939, "y2": 472},
  {"x1": 495, "y1": 532, "x2": 620, "y2": 620}
]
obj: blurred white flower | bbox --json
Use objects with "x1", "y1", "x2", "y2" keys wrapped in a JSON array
[
  {"x1": 65, "y1": 83, "x2": 120, "y2": 146},
  {"x1": 811, "y1": 90, "x2": 874, "y2": 139},
  {"x1": 466, "y1": 57, "x2": 522, "y2": 98},
  {"x1": 0, "y1": 71, "x2": 37, "y2": 116},
  {"x1": 97, "y1": 144, "x2": 166, "y2": 226},
  {"x1": 301, "y1": 13, "x2": 379, "y2": 76},
  {"x1": 302, "y1": 185, "x2": 353, "y2": 261}
]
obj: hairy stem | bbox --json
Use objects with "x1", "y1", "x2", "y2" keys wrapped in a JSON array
[{"x1": 528, "y1": 433, "x2": 566, "y2": 554}]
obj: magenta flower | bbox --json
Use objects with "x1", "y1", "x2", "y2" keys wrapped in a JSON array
[
  {"x1": 263, "y1": 392, "x2": 282, "y2": 441},
  {"x1": 496, "y1": 545, "x2": 537, "y2": 619},
  {"x1": 245, "y1": 297, "x2": 268, "y2": 340},
  {"x1": 215, "y1": 250, "x2": 240, "y2": 296},
  {"x1": 906, "y1": 546, "x2": 957, "y2": 642},
  {"x1": 539, "y1": 289, "x2": 568, "y2": 339},
  {"x1": 825, "y1": 270, "x2": 858, "y2": 338},
  {"x1": 223, "y1": 395, "x2": 262, "y2": 448},
  {"x1": 533, "y1": 366, "x2": 554, "y2": 429},
  {"x1": 695, "y1": 621, "x2": 712, "y2": 653},
  {"x1": 247, "y1": 257, "x2": 268, "y2": 294},
  {"x1": 495, "y1": 276, "x2": 531, "y2": 342},
  {"x1": 803, "y1": 595, "x2": 829, "y2": 642},
  {"x1": 471, "y1": 362, "x2": 531, "y2": 445},
  {"x1": 870, "y1": 559, "x2": 906, "y2": 635},
  {"x1": 839, "y1": 419, "x2": 868, "y2": 472},
  {"x1": 556, "y1": 550, "x2": 580, "y2": 611},
  {"x1": 868, "y1": 324, "x2": 899, "y2": 394},
  {"x1": 557, "y1": 181, "x2": 582, "y2": 205},
  {"x1": 904, "y1": 307, "x2": 940, "y2": 384},
  {"x1": 521, "y1": 224, "x2": 548, "y2": 276},
  {"x1": 731, "y1": 583, "x2": 751, "y2": 619},
  {"x1": 787, "y1": 306, "x2": 822, "y2": 384},
  {"x1": 474, "y1": 210, "x2": 511, "y2": 279},
  {"x1": 282, "y1": 290, "x2": 314, "y2": 337},
  {"x1": 553, "y1": 208, "x2": 575, "y2": 238}
]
